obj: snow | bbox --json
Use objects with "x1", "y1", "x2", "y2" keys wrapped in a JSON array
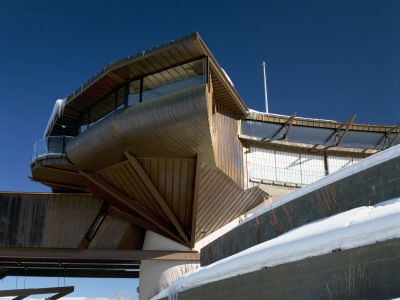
[
  {"x1": 242, "y1": 144, "x2": 400, "y2": 224},
  {"x1": 44, "y1": 98, "x2": 66, "y2": 137},
  {"x1": 247, "y1": 109, "x2": 337, "y2": 122},
  {"x1": 152, "y1": 198, "x2": 400, "y2": 300},
  {"x1": 221, "y1": 68, "x2": 234, "y2": 87}
]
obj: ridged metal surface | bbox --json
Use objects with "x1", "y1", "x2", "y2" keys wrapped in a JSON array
[
  {"x1": 0, "y1": 193, "x2": 101, "y2": 248},
  {"x1": 195, "y1": 163, "x2": 267, "y2": 243},
  {"x1": 66, "y1": 85, "x2": 214, "y2": 172},
  {"x1": 0, "y1": 192, "x2": 145, "y2": 250},
  {"x1": 97, "y1": 158, "x2": 196, "y2": 230}
]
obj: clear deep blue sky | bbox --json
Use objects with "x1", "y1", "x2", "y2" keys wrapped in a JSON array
[{"x1": 0, "y1": 0, "x2": 399, "y2": 297}]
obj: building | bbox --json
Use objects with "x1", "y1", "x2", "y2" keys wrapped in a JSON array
[{"x1": 1, "y1": 33, "x2": 399, "y2": 299}]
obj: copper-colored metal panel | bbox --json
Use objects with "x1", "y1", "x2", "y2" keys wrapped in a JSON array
[
  {"x1": 212, "y1": 101, "x2": 244, "y2": 187},
  {"x1": 194, "y1": 163, "x2": 267, "y2": 243},
  {"x1": 0, "y1": 193, "x2": 102, "y2": 248},
  {"x1": 66, "y1": 85, "x2": 214, "y2": 172},
  {"x1": 117, "y1": 223, "x2": 145, "y2": 250}
]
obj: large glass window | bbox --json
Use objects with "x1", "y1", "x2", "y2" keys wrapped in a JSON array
[
  {"x1": 79, "y1": 57, "x2": 208, "y2": 134},
  {"x1": 242, "y1": 119, "x2": 398, "y2": 150}
]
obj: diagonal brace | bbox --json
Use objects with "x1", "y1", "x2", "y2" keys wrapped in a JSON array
[{"x1": 124, "y1": 151, "x2": 191, "y2": 247}]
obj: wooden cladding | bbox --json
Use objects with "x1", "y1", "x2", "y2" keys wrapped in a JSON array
[
  {"x1": 98, "y1": 158, "x2": 196, "y2": 235},
  {"x1": 0, "y1": 192, "x2": 146, "y2": 251},
  {"x1": 0, "y1": 193, "x2": 101, "y2": 248},
  {"x1": 194, "y1": 163, "x2": 266, "y2": 243},
  {"x1": 213, "y1": 101, "x2": 244, "y2": 187}
]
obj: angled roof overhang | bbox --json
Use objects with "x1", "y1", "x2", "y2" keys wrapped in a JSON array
[{"x1": 47, "y1": 33, "x2": 247, "y2": 136}]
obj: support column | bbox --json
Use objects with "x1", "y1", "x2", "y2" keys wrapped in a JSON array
[{"x1": 139, "y1": 231, "x2": 199, "y2": 300}]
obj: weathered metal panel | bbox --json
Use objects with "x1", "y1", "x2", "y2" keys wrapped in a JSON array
[{"x1": 0, "y1": 193, "x2": 102, "y2": 248}]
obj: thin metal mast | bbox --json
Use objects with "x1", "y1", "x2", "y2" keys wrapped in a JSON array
[{"x1": 262, "y1": 61, "x2": 269, "y2": 113}]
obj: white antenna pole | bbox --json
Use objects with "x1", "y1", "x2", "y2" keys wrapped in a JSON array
[{"x1": 262, "y1": 61, "x2": 269, "y2": 113}]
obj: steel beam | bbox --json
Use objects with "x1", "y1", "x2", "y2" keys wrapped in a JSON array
[
  {"x1": 0, "y1": 248, "x2": 200, "y2": 262},
  {"x1": 0, "y1": 286, "x2": 74, "y2": 298}
]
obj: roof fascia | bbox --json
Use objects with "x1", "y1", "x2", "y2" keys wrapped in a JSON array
[
  {"x1": 65, "y1": 33, "x2": 201, "y2": 107},
  {"x1": 196, "y1": 35, "x2": 248, "y2": 115}
]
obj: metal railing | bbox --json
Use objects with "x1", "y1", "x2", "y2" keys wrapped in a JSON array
[
  {"x1": 32, "y1": 136, "x2": 74, "y2": 161},
  {"x1": 250, "y1": 164, "x2": 327, "y2": 185}
]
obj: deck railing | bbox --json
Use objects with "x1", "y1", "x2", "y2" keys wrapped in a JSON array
[{"x1": 32, "y1": 136, "x2": 73, "y2": 161}]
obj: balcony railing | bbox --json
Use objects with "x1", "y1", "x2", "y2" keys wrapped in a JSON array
[{"x1": 32, "y1": 136, "x2": 74, "y2": 161}]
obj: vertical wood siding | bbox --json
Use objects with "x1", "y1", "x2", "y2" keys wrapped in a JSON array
[
  {"x1": 194, "y1": 163, "x2": 266, "y2": 243},
  {"x1": 0, "y1": 193, "x2": 102, "y2": 248},
  {"x1": 213, "y1": 102, "x2": 244, "y2": 187},
  {"x1": 98, "y1": 158, "x2": 196, "y2": 231}
]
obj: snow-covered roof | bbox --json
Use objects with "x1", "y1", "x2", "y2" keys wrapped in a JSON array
[{"x1": 152, "y1": 198, "x2": 400, "y2": 300}]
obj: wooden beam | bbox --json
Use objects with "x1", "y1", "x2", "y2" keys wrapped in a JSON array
[
  {"x1": 28, "y1": 177, "x2": 87, "y2": 191},
  {"x1": 4, "y1": 269, "x2": 139, "y2": 279},
  {"x1": 336, "y1": 115, "x2": 356, "y2": 146},
  {"x1": 124, "y1": 152, "x2": 191, "y2": 247},
  {"x1": 0, "y1": 262, "x2": 140, "y2": 270},
  {"x1": 106, "y1": 206, "x2": 177, "y2": 242},
  {"x1": 323, "y1": 115, "x2": 356, "y2": 146},
  {"x1": 389, "y1": 129, "x2": 400, "y2": 148},
  {"x1": 283, "y1": 112, "x2": 297, "y2": 141},
  {"x1": 0, "y1": 286, "x2": 74, "y2": 297},
  {"x1": 0, "y1": 248, "x2": 200, "y2": 262},
  {"x1": 79, "y1": 170, "x2": 183, "y2": 243},
  {"x1": 41, "y1": 166, "x2": 80, "y2": 176}
]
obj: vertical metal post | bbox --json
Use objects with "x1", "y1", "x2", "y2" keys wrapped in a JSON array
[
  {"x1": 324, "y1": 152, "x2": 329, "y2": 175},
  {"x1": 115, "y1": 90, "x2": 118, "y2": 110},
  {"x1": 124, "y1": 83, "x2": 129, "y2": 107},
  {"x1": 87, "y1": 108, "x2": 91, "y2": 130},
  {"x1": 262, "y1": 61, "x2": 269, "y2": 114},
  {"x1": 62, "y1": 136, "x2": 66, "y2": 154},
  {"x1": 139, "y1": 78, "x2": 143, "y2": 103}
]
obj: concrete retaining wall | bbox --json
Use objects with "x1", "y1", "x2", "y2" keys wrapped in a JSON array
[
  {"x1": 201, "y1": 154, "x2": 400, "y2": 265},
  {"x1": 169, "y1": 238, "x2": 400, "y2": 300}
]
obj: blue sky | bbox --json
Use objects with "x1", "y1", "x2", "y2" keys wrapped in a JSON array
[{"x1": 0, "y1": 0, "x2": 399, "y2": 297}]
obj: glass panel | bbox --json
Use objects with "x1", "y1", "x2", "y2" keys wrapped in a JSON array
[
  {"x1": 375, "y1": 132, "x2": 400, "y2": 148},
  {"x1": 31, "y1": 136, "x2": 73, "y2": 161},
  {"x1": 142, "y1": 76, "x2": 203, "y2": 101},
  {"x1": 116, "y1": 87, "x2": 125, "y2": 110},
  {"x1": 340, "y1": 130, "x2": 384, "y2": 149},
  {"x1": 80, "y1": 111, "x2": 89, "y2": 133},
  {"x1": 141, "y1": 57, "x2": 206, "y2": 102},
  {"x1": 128, "y1": 80, "x2": 141, "y2": 106},
  {"x1": 287, "y1": 126, "x2": 335, "y2": 145},
  {"x1": 47, "y1": 136, "x2": 64, "y2": 155},
  {"x1": 90, "y1": 92, "x2": 115, "y2": 124},
  {"x1": 241, "y1": 120, "x2": 284, "y2": 140}
]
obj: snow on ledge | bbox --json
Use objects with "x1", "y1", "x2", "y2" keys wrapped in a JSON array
[
  {"x1": 242, "y1": 144, "x2": 400, "y2": 225},
  {"x1": 247, "y1": 109, "x2": 337, "y2": 122},
  {"x1": 44, "y1": 98, "x2": 66, "y2": 137},
  {"x1": 152, "y1": 198, "x2": 400, "y2": 300}
]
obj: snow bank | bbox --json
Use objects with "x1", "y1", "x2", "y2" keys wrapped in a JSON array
[
  {"x1": 152, "y1": 198, "x2": 400, "y2": 300},
  {"x1": 243, "y1": 144, "x2": 400, "y2": 224}
]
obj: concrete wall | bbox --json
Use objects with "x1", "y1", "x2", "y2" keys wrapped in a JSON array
[
  {"x1": 201, "y1": 155, "x2": 400, "y2": 265},
  {"x1": 140, "y1": 231, "x2": 199, "y2": 300},
  {"x1": 167, "y1": 238, "x2": 400, "y2": 300}
]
